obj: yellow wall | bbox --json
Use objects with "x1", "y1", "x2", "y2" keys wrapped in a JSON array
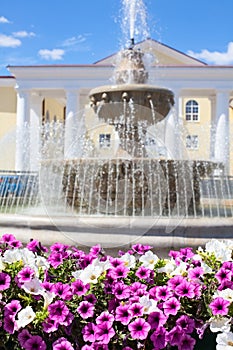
[
  {"x1": 43, "y1": 98, "x2": 65, "y2": 122},
  {"x1": 183, "y1": 97, "x2": 211, "y2": 160},
  {"x1": 0, "y1": 87, "x2": 17, "y2": 170}
]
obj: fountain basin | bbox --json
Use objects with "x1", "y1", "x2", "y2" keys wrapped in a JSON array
[
  {"x1": 57, "y1": 158, "x2": 220, "y2": 217},
  {"x1": 89, "y1": 84, "x2": 174, "y2": 123}
]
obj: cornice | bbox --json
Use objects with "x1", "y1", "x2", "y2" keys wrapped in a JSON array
[{"x1": 4, "y1": 65, "x2": 233, "y2": 92}]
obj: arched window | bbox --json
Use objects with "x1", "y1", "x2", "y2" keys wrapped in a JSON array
[{"x1": 185, "y1": 100, "x2": 199, "y2": 121}]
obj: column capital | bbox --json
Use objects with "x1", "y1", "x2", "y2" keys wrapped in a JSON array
[{"x1": 65, "y1": 88, "x2": 80, "y2": 95}]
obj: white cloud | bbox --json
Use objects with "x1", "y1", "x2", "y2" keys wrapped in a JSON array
[
  {"x1": 187, "y1": 42, "x2": 233, "y2": 65},
  {"x1": 0, "y1": 16, "x2": 10, "y2": 24},
  {"x1": 62, "y1": 35, "x2": 86, "y2": 47},
  {"x1": 13, "y1": 31, "x2": 36, "y2": 38},
  {"x1": 38, "y1": 49, "x2": 65, "y2": 60},
  {"x1": 0, "y1": 34, "x2": 21, "y2": 47}
]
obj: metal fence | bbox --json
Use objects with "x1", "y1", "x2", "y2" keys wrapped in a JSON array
[
  {"x1": 0, "y1": 170, "x2": 39, "y2": 212},
  {"x1": 0, "y1": 170, "x2": 233, "y2": 217}
]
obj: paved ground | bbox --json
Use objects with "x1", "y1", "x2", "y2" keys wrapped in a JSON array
[{"x1": 0, "y1": 213, "x2": 232, "y2": 257}]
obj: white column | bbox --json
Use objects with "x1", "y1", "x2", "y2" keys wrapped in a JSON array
[
  {"x1": 166, "y1": 89, "x2": 183, "y2": 159},
  {"x1": 64, "y1": 89, "x2": 80, "y2": 158},
  {"x1": 214, "y1": 90, "x2": 230, "y2": 172},
  {"x1": 209, "y1": 95, "x2": 216, "y2": 159},
  {"x1": 30, "y1": 94, "x2": 43, "y2": 171},
  {"x1": 15, "y1": 89, "x2": 31, "y2": 171}
]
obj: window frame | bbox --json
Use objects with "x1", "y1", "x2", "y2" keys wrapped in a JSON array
[
  {"x1": 186, "y1": 134, "x2": 199, "y2": 150},
  {"x1": 185, "y1": 100, "x2": 200, "y2": 122}
]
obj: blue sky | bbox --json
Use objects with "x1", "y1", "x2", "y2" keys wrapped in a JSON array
[{"x1": 1, "y1": 0, "x2": 233, "y2": 76}]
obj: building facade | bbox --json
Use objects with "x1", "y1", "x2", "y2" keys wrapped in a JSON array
[{"x1": 0, "y1": 39, "x2": 232, "y2": 174}]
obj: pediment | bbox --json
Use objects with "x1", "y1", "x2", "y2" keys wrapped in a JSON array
[{"x1": 95, "y1": 38, "x2": 206, "y2": 67}]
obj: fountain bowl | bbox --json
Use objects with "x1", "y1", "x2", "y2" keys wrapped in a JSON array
[{"x1": 89, "y1": 84, "x2": 174, "y2": 123}]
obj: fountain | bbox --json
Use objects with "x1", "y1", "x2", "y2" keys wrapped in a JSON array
[
  {"x1": 58, "y1": 43, "x2": 219, "y2": 218},
  {"x1": 0, "y1": 0, "x2": 232, "y2": 250}
]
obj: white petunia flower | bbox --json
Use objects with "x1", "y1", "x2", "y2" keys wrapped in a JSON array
[
  {"x1": 210, "y1": 317, "x2": 231, "y2": 333},
  {"x1": 42, "y1": 290, "x2": 55, "y2": 308},
  {"x1": 22, "y1": 278, "x2": 43, "y2": 295},
  {"x1": 16, "y1": 306, "x2": 36, "y2": 329},
  {"x1": 78, "y1": 264, "x2": 103, "y2": 284},
  {"x1": 72, "y1": 270, "x2": 82, "y2": 280},
  {"x1": 157, "y1": 258, "x2": 176, "y2": 274},
  {"x1": 205, "y1": 240, "x2": 232, "y2": 262},
  {"x1": 20, "y1": 248, "x2": 36, "y2": 266},
  {"x1": 0, "y1": 257, "x2": 6, "y2": 271},
  {"x1": 216, "y1": 332, "x2": 233, "y2": 349},
  {"x1": 35, "y1": 256, "x2": 50, "y2": 270},
  {"x1": 170, "y1": 260, "x2": 188, "y2": 276},
  {"x1": 120, "y1": 253, "x2": 136, "y2": 269},
  {"x1": 139, "y1": 251, "x2": 159, "y2": 269},
  {"x1": 72, "y1": 257, "x2": 111, "y2": 283},
  {"x1": 139, "y1": 295, "x2": 158, "y2": 314},
  {"x1": 3, "y1": 249, "x2": 22, "y2": 263}
]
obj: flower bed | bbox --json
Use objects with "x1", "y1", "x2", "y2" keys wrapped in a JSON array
[{"x1": 0, "y1": 234, "x2": 233, "y2": 349}]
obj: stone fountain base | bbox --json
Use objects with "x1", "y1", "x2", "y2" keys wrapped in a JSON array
[{"x1": 61, "y1": 158, "x2": 218, "y2": 217}]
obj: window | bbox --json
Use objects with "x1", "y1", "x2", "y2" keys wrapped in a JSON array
[
  {"x1": 185, "y1": 100, "x2": 199, "y2": 121},
  {"x1": 99, "y1": 134, "x2": 111, "y2": 148},
  {"x1": 186, "y1": 135, "x2": 199, "y2": 150}
]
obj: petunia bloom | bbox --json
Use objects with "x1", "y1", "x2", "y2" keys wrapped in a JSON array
[
  {"x1": 150, "y1": 326, "x2": 168, "y2": 350},
  {"x1": 77, "y1": 301, "x2": 94, "y2": 319},
  {"x1": 210, "y1": 297, "x2": 230, "y2": 316},
  {"x1": 163, "y1": 297, "x2": 181, "y2": 316},
  {"x1": 115, "y1": 304, "x2": 132, "y2": 325},
  {"x1": 48, "y1": 300, "x2": 70, "y2": 323},
  {"x1": 52, "y1": 337, "x2": 75, "y2": 350},
  {"x1": 0, "y1": 272, "x2": 11, "y2": 290},
  {"x1": 95, "y1": 321, "x2": 115, "y2": 344},
  {"x1": 128, "y1": 318, "x2": 151, "y2": 340},
  {"x1": 24, "y1": 335, "x2": 46, "y2": 350}
]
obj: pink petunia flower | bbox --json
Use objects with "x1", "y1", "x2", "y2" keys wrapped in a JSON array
[
  {"x1": 215, "y1": 267, "x2": 232, "y2": 283},
  {"x1": 0, "y1": 272, "x2": 11, "y2": 290},
  {"x1": 115, "y1": 304, "x2": 132, "y2": 325},
  {"x1": 166, "y1": 325, "x2": 184, "y2": 347},
  {"x1": 16, "y1": 266, "x2": 35, "y2": 284},
  {"x1": 129, "y1": 303, "x2": 144, "y2": 318},
  {"x1": 48, "y1": 300, "x2": 70, "y2": 323},
  {"x1": 135, "y1": 266, "x2": 151, "y2": 280},
  {"x1": 96, "y1": 311, "x2": 114, "y2": 325},
  {"x1": 178, "y1": 334, "x2": 196, "y2": 350},
  {"x1": 148, "y1": 310, "x2": 167, "y2": 329},
  {"x1": 18, "y1": 329, "x2": 31, "y2": 347},
  {"x1": 150, "y1": 326, "x2": 168, "y2": 350},
  {"x1": 52, "y1": 337, "x2": 75, "y2": 350},
  {"x1": 71, "y1": 279, "x2": 89, "y2": 296},
  {"x1": 53, "y1": 282, "x2": 73, "y2": 300},
  {"x1": 113, "y1": 282, "x2": 130, "y2": 300},
  {"x1": 128, "y1": 318, "x2": 151, "y2": 340},
  {"x1": 77, "y1": 301, "x2": 94, "y2": 319},
  {"x1": 175, "y1": 279, "x2": 196, "y2": 299},
  {"x1": 209, "y1": 297, "x2": 230, "y2": 316},
  {"x1": 24, "y1": 335, "x2": 46, "y2": 350},
  {"x1": 155, "y1": 285, "x2": 173, "y2": 301},
  {"x1": 82, "y1": 322, "x2": 96, "y2": 343},
  {"x1": 163, "y1": 297, "x2": 181, "y2": 316},
  {"x1": 95, "y1": 321, "x2": 115, "y2": 344},
  {"x1": 176, "y1": 315, "x2": 195, "y2": 334},
  {"x1": 4, "y1": 299, "x2": 22, "y2": 316}
]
